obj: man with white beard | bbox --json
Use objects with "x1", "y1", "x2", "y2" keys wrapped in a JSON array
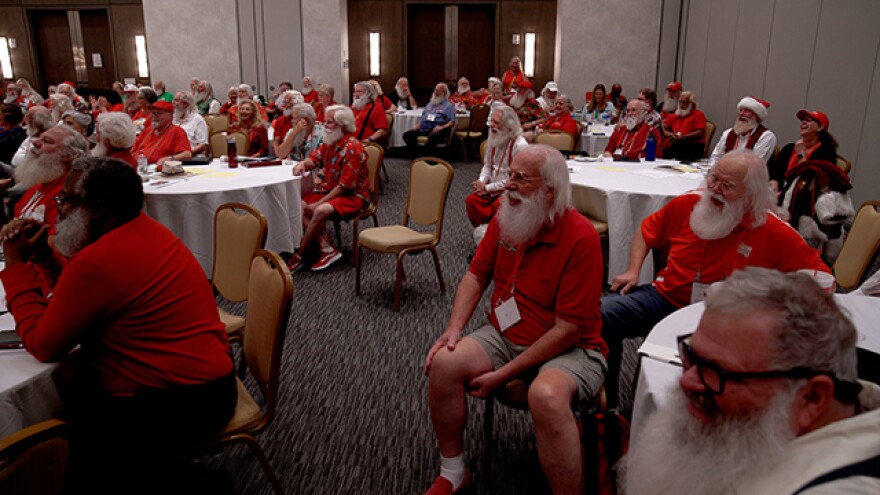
[
  {"x1": 12, "y1": 105, "x2": 54, "y2": 167},
  {"x1": 621, "y1": 267, "x2": 878, "y2": 495},
  {"x1": 350, "y1": 81, "x2": 389, "y2": 145},
  {"x1": 172, "y1": 91, "x2": 208, "y2": 156},
  {"x1": 659, "y1": 81, "x2": 683, "y2": 117},
  {"x1": 449, "y1": 77, "x2": 477, "y2": 111},
  {"x1": 536, "y1": 81, "x2": 558, "y2": 114},
  {"x1": 465, "y1": 105, "x2": 527, "y2": 227},
  {"x1": 393, "y1": 77, "x2": 418, "y2": 110},
  {"x1": 709, "y1": 96, "x2": 777, "y2": 167},
  {"x1": 604, "y1": 99, "x2": 661, "y2": 160},
  {"x1": 288, "y1": 105, "x2": 370, "y2": 272},
  {"x1": 509, "y1": 80, "x2": 545, "y2": 128},
  {"x1": 92, "y1": 112, "x2": 137, "y2": 168},
  {"x1": 5, "y1": 82, "x2": 31, "y2": 112},
  {"x1": 661, "y1": 90, "x2": 707, "y2": 161},
  {"x1": 195, "y1": 80, "x2": 221, "y2": 115},
  {"x1": 402, "y1": 83, "x2": 456, "y2": 156},
  {"x1": 423, "y1": 145, "x2": 606, "y2": 495},
  {"x1": 275, "y1": 102, "x2": 322, "y2": 161},
  {"x1": 270, "y1": 90, "x2": 305, "y2": 154},
  {"x1": 301, "y1": 76, "x2": 318, "y2": 105},
  {"x1": 600, "y1": 150, "x2": 828, "y2": 408}
]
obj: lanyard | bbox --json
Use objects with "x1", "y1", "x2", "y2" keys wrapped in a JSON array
[
  {"x1": 490, "y1": 138, "x2": 515, "y2": 178},
  {"x1": 694, "y1": 227, "x2": 748, "y2": 283}
]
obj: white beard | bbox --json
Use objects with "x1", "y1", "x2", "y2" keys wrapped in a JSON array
[
  {"x1": 196, "y1": 91, "x2": 207, "y2": 103},
  {"x1": 689, "y1": 190, "x2": 747, "y2": 240},
  {"x1": 542, "y1": 97, "x2": 556, "y2": 108},
  {"x1": 173, "y1": 108, "x2": 187, "y2": 124},
  {"x1": 283, "y1": 107, "x2": 294, "y2": 118},
  {"x1": 429, "y1": 94, "x2": 445, "y2": 106},
  {"x1": 91, "y1": 141, "x2": 107, "y2": 158},
  {"x1": 352, "y1": 96, "x2": 369, "y2": 110},
  {"x1": 13, "y1": 149, "x2": 66, "y2": 192},
  {"x1": 457, "y1": 87, "x2": 470, "y2": 95},
  {"x1": 675, "y1": 106, "x2": 692, "y2": 118},
  {"x1": 509, "y1": 94, "x2": 526, "y2": 109},
  {"x1": 4, "y1": 95, "x2": 17, "y2": 104},
  {"x1": 323, "y1": 126, "x2": 343, "y2": 146},
  {"x1": 733, "y1": 116, "x2": 757, "y2": 135},
  {"x1": 396, "y1": 88, "x2": 408, "y2": 100},
  {"x1": 624, "y1": 115, "x2": 643, "y2": 131},
  {"x1": 487, "y1": 127, "x2": 513, "y2": 150},
  {"x1": 662, "y1": 95, "x2": 678, "y2": 113},
  {"x1": 55, "y1": 207, "x2": 92, "y2": 258},
  {"x1": 302, "y1": 86, "x2": 314, "y2": 95},
  {"x1": 496, "y1": 189, "x2": 549, "y2": 245},
  {"x1": 620, "y1": 384, "x2": 797, "y2": 495}
]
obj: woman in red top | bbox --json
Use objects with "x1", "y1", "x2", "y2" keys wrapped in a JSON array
[
  {"x1": 501, "y1": 56, "x2": 528, "y2": 93},
  {"x1": 314, "y1": 84, "x2": 337, "y2": 124},
  {"x1": 231, "y1": 99, "x2": 269, "y2": 157}
]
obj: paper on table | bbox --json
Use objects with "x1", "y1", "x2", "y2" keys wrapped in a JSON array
[
  {"x1": 637, "y1": 341, "x2": 682, "y2": 366},
  {"x1": 632, "y1": 169, "x2": 683, "y2": 179},
  {"x1": 597, "y1": 165, "x2": 628, "y2": 173}
]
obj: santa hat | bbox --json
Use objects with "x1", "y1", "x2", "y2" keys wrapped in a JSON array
[
  {"x1": 666, "y1": 81, "x2": 683, "y2": 92},
  {"x1": 738, "y1": 96, "x2": 770, "y2": 121}
]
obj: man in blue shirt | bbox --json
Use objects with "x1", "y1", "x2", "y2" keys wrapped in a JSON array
[{"x1": 403, "y1": 83, "x2": 456, "y2": 157}]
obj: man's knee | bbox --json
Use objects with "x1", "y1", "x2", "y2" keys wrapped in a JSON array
[
  {"x1": 311, "y1": 203, "x2": 336, "y2": 221},
  {"x1": 528, "y1": 369, "x2": 577, "y2": 419},
  {"x1": 429, "y1": 338, "x2": 492, "y2": 383}
]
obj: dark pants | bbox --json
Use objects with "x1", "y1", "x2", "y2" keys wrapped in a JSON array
[
  {"x1": 403, "y1": 127, "x2": 451, "y2": 156},
  {"x1": 600, "y1": 285, "x2": 677, "y2": 408}
]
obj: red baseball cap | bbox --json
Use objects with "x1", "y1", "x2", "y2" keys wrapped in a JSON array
[
  {"x1": 516, "y1": 80, "x2": 533, "y2": 90},
  {"x1": 666, "y1": 81, "x2": 683, "y2": 92},
  {"x1": 147, "y1": 100, "x2": 174, "y2": 113},
  {"x1": 796, "y1": 109, "x2": 829, "y2": 130}
]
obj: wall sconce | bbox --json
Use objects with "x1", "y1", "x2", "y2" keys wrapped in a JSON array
[
  {"x1": 135, "y1": 35, "x2": 149, "y2": 78},
  {"x1": 369, "y1": 32, "x2": 380, "y2": 77},
  {"x1": 524, "y1": 32, "x2": 536, "y2": 77},
  {"x1": 0, "y1": 37, "x2": 13, "y2": 79}
]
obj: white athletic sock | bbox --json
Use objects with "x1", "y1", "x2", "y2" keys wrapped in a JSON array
[{"x1": 439, "y1": 453, "x2": 466, "y2": 488}]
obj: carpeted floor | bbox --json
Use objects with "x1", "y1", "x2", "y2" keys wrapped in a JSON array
[{"x1": 208, "y1": 150, "x2": 642, "y2": 494}]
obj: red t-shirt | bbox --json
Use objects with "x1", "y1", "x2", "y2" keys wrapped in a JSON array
[
  {"x1": 469, "y1": 208, "x2": 607, "y2": 355},
  {"x1": 14, "y1": 175, "x2": 65, "y2": 231},
  {"x1": 109, "y1": 148, "x2": 137, "y2": 168},
  {"x1": 272, "y1": 116, "x2": 292, "y2": 144},
  {"x1": 130, "y1": 124, "x2": 192, "y2": 164},
  {"x1": 605, "y1": 123, "x2": 660, "y2": 159},
  {"x1": 643, "y1": 193, "x2": 829, "y2": 307},
  {"x1": 352, "y1": 103, "x2": 389, "y2": 140},
  {"x1": 0, "y1": 213, "x2": 233, "y2": 395},
  {"x1": 303, "y1": 91, "x2": 318, "y2": 105},
  {"x1": 539, "y1": 113, "x2": 579, "y2": 138},
  {"x1": 663, "y1": 109, "x2": 707, "y2": 144}
]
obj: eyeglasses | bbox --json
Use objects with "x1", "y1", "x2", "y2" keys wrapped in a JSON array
[
  {"x1": 54, "y1": 193, "x2": 82, "y2": 209},
  {"x1": 706, "y1": 172, "x2": 739, "y2": 193},
  {"x1": 508, "y1": 171, "x2": 540, "y2": 184},
  {"x1": 679, "y1": 337, "x2": 836, "y2": 395}
]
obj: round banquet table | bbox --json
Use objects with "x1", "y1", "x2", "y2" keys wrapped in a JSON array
[
  {"x1": 567, "y1": 158, "x2": 704, "y2": 283},
  {"x1": 577, "y1": 122, "x2": 614, "y2": 156},
  {"x1": 629, "y1": 294, "x2": 880, "y2": 448},
  {"x1": 142, "y1": 160, "x2": 303, "y2": 274},
  {"x1": 388, "y1": 109, "x2": 470, "y2": 148}
]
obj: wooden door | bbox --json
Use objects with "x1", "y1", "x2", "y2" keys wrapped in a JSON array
[
  {"x1": 406, "y1": 4, "x2": 445, "y2": 104},
  {"x1": 79, "y1": 10, "x2": 116, "y2": 91},
  {"x1": 30, "y1": 10, "x2": 75, "y2": 94},
  {"x1": 457, "y1": 4, "x2": 495, "y2": 91}
]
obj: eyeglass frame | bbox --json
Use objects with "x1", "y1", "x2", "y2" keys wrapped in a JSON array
[
  {"x1": 507, "y1": 171, "x2": 541, "y2": 184},
  {"x1": 706, "y1": 172, "x2": 739, "y2": 193},
  {"x1": 54, "y1": 193, "x2": 83, "y2": 210}
]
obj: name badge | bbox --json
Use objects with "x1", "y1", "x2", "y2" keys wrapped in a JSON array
[
  {"x1": 690, "y1": 281, "x2": 712, "y2": 304},
  {"x1": 495, "y1": 297, "x2": 521, "y2": 332},
  {"x1": 426, "y1": 113, "x2": 437, "y2": 122},
  {"x1": 614, "y1": 147, "x2": 623, "y2": 155}
]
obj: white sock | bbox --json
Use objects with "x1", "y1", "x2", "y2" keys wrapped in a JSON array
[
  {"x1": 439, "y1": 453, "x2": 466, "y2": 488},
  {"x1": 321, "y1": 245, "x2": 334, "y2": 253}
]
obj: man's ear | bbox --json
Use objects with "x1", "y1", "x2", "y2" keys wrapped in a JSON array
[{"x1": 793, "y1": 375, "x2": 835, "y2": 434}]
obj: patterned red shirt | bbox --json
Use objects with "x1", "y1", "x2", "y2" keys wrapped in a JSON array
[
  {"x1": 308, "y1": 133, "x2": 370, "y2": 203},
  {"x1": 514, "y1": 98, "x2": 546, "y2": 126}
]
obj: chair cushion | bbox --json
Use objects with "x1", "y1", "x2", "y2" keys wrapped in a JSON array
[
  {"x1": 218, "y1": 308, "x2": 245, "y2": 337},
  {"x1": 417, "y1": 136, "x2": 428, "y2": 144},
  {"x1": 587, "y1": 217, "x2": 608, "y2": 235},
  {"x1": 359, "y1": 225, "x2": 435, "y2": 253},
  {"x1": 217, "y1": 378, "x2": 262, "y2": 435}
]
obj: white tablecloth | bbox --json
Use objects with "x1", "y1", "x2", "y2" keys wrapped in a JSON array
[
  {"x1": 568, "y1": 158, "x2": 704, "y2": 283},
  {"x1": 388, "y1": 109, "x2": 470, "y2": 148},
  {"x1": 630, "y1": 294, "x2": 880, "y2": 446},
  {"x1": 142, "y1": 161, "x2": 303, "y2": 274},
  {"x1": 577, "y1": 123, "x2": 614, "y2": 156},
  {"x1": 0, "y1": 350, "x2": 63, "y2": 439}
]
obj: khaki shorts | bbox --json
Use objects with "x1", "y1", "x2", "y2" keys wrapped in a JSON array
[{"x1": 467, "y1": 324, "x2": 607, "y2": 403}]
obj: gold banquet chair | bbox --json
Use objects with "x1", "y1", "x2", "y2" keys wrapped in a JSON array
[
  {"x1": 204, "y1": 114, "x2": 228, "y2": 135},
  {"x1": 0, "y1": 419, "x2": 70, "y2": 495},
  {"x1": 209, "y1": 131, "x2": 249, "y2": 158},
  {"x1": 212, "y1": 203, "x2": 268, "y2": 343},
  {"x1": 836, "y1": 155, "x2": 853, "y2": 176},
  {"x1": 534, "y1": 130, "x2": 575, "y2": 152},
  {"x1": 833, "y1": 201, "x2": 880, "y2": 290},
  {"x1": 331, "y1": 143, "x2": 383, "y2": 253},
  {"x1": 703, "y1": 120, "x2": 717, "y2": 158},
  {"x1": 356, "y1": 157, "x2": 454, "y2": 311},
  {"x1": 453, "y1": 103, "x2": 489, "y2": 162},
  {"x1": 198, "y1": 249, "x2": 293, "y2": 495}
]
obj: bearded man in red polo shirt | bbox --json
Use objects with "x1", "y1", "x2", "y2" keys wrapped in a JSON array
[{"x1": 424, "y1": 144, "x2": 606, "y2": 495}]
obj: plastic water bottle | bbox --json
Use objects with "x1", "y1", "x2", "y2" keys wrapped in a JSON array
[
  {"x1": 137, "y1": 154, "x2": 148, "y2": 175},
  {"x1": 645, "y1": 134, "x2": 657, "y2": 162}
]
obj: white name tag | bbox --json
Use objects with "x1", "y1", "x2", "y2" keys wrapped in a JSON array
[
  {"x1": 426, "y1": 113, "x2": 437, "y2": 122},
  {"x1": 495, "y1": 297, "x2": 521, "y2": 332},
  {"x1": 614, "y1": 147, "x2": 623, "y2": 155},
  {"x1": 690, "y1": 281, "x2": 712, "y2": 304}
]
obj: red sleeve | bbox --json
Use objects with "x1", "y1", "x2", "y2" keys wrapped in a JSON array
[
  {"x1": 369, "y1": 106, "x2": 388, "y2": 131},
  {"x1": 563, "y1": 119, "x2": 579, "y2": 138},
  {"x1": 170, "y1": 127, "x2": 192, "y2": 154},
  {"x1": 605, "y1": 128, "x2": 623, "y2": 154},
  {"x1": 249, "y1": 127, "x2": 268, "y2": 156},
  {"x1": 469, "y1": 218, "x2": 500, "y2": 282}
]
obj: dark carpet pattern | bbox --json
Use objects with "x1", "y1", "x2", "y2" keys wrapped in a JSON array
[{"x1": 209, "y1": 152, "x2": 642, "y2": 494}]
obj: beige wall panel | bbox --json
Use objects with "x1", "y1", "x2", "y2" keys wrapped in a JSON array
[
  {"x1": 301, "y1": 0, "x2": 348, "y2": 103},
  {"x1": 852, "y1": 43, "x2": 880, "y2": 208},
  {"x1": 679, "y1": 0, "x2": 711, "y2": 102},
  {"x1": 695, "y1": 0, "x2": 738, "y2": 138}
]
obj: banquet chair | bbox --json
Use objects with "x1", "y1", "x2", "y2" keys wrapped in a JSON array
[
  {"x1": 197, "y1": 249, "x2": 292, "y2": 495},
  {"x1": 331, "y1": 143, "x2": 383, "y2": 253},
  {"x1": 534, "y1": 130, "x2": 575, "y2": 152},
  {"x1": 832, "y1": 201, "x2": 880, "y2": 290},
  {"x1": 573, "y1": 121, "x2": 585, "y2": 151},
  {"x1": 479, "y1": 140, "x2": 488, "y2": 165},
  {"x1": 212, "y1": 203, "x2": 268, "y2": 344},
  {"x1": 453, "y1": 103, "x2": 489, "y2": 162},
  {"x1": 204, "y1": 114, "x2": 228, "y2": 135},
  {"x1": 0, "y1": 419, "x2": 70, "y2": 495},
  {"x1": 356, "y1": 157, "x2": 454, "y2": 311},
  {"x1": 703, "y1": 120, "x2": 716, "y2": 158},
  {"x1": 380, "y1": 113, "x2": 393, "y2": 187},
  {"x1": 209, "y1": 132, "x2": 249, "y2": 158},
  {"x1": 836, "y1": 155, "x2": 852, "y2": 175}
]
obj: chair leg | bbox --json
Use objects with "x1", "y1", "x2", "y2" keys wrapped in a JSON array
[
  {"x1": 242, "y1": 436, "x2": 285, "y2": 495},
  {"x1": 351, "y1": 218, "x2": 360, "y2": 255},
  {"x1": 483, "y1": 397, "x2": 495, "y2": 478},
  {"x1": 333, "y1": 218, "x2": 342, "y2": 248},
  {"x1": 381, "y1": 162, "x2": 389, "y2": 183},
  {"x1": 355, "y1": 245, "x2": 362, "y2": 294},
  {"x1": 394, "y1": 253, "x2": 405, "y2": 311},
  {"x1": 430, "y1": 248, "x2": 446, "y2": 292}
]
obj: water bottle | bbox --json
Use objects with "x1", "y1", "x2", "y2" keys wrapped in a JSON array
[
  {"x1": 137, "y1": 154, "x2": 148, "y2": 175},
  {"x1": 227, "y1": 138, "x2": 238, "y2": 168},
  {"x1": 645, "y1": 134, "x2": 657, "y2": 162}
]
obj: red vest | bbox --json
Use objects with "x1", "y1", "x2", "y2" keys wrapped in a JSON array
[{"x1": 724, "y1": 124, "x2": 767, "y2": 152}]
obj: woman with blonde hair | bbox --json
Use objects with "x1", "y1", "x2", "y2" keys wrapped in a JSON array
[{"x1": 230, "y1": 99, "x2": 268, "y2": 157}]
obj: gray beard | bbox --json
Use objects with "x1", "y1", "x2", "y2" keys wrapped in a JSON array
[
  {"x1": 689, "y1": 191, "x2": 746, "y2": 240},
  {"x1": 55, "y1": 207, "x2": 92, "y2": 258},
  {"x1": 733, "y1": 117, "x2": 757, "y2": 135},
  {"x1": 662, "y1": 96, "x2": 678, "y2": 113},
  {"x1": 624, "y1": 116, "x2": 643, "y2": 131},
  {"x1": 352, "y1": 96, "x2": 369, "y2": 110},
  {"x1": 487, "y1": 128, "x2": 513, "y2": 150},
  {"x1": 173, "y1": 108, "x2": 187, "y2": 124},
  {"x1": 196, "y1": 91, "x2": 207, "y2": 103},
  {"x1": 91, "y1": 141, "x2": 108, "y2": 158},
  {"x1": 429, "y1": 94, "x2": 445, "y2": 106},
  {"x1": 620, "y1": 384, "x2": 797, "y2": 495},
  {"x1": 4, "y1": 95, "x2": 17, "y2": 104},
  {"x1": 13, "y1": 150, "x2": 66, "y2": 192},
  {"x1": 495, "y1": 190, "x2": 549, "y2": 245},
  {"x1": 396, "y1": 88, "x2": 407, "y2": 100},
  {"x1": 509, "y1": 94, "x2": 526, "y2": 109},
  {"x1": 675, "y1": 106, "x2": 692, "y2": 118},
  {"x1": 323, "y1": 126, "x2": 343, "y2": 146}
]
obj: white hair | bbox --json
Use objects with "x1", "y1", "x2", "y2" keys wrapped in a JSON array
[
  {"x1": 326, "y1": 104, "x2": 356, "y2": 133},
  {"x1": 292, "y1": 102, "x2": 316, "y2": 125},
  {"x1": 96, "y1": 112, "x2": 137, "y2": 149}
]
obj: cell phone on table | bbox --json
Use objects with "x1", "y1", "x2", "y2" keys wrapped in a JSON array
[{"x1": 0, "y1": 330, "x2": 23, "y2": 349}]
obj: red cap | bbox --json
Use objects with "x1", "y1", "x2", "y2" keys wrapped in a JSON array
[
  {"x1": 666, "y1": 81, "x2": 683, "y2": 92},
  {"x1": 63, "y1": 81, "x2": 76, "y2": 87},
  {"x1": 796, "y1": 109, "x2": 829, "y2": 130},
  {"x1": 147, "y1": 100, "x2": 174, "y2": 113},
  {"x1": 516, "y1": 80, "x2": 533, "y2": 90}
]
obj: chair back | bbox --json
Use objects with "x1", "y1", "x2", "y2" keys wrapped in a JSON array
[
  {"x1": 212, "y1": 203, "x2": 268, "y2": 302},
  {"x1": 468, "y1": 104, "x2": 490, "y2": 135},
  {"x1": 204, "y1": 114, "x2": 228, "y2": 134},
  {"x1": 703, "y1": 120, "x2": 717, "y2": 158},
  {"x1": 836, "y1": 155, "x2": 852, "y2": 175},
  {"x1": 364, "y1": 143, "x2": 384, "y2": 204},
  {"x1": 534, "y1": 130, "x2": 575, "y2": 152},
  {"x1": 0, "y1": 419, "x2": 69, "y2": 495},
  {"x1": 833, "y1": 201, "x2": 880, "y2": 290},
  {"x1": 229, "y1": 131, "x2": 249, "y2": 155},
  {"x1": 385, "y1": 112, "x2": 394, "y2": 133},
  {"x1": 479, "y1": 140, "x2": 488, "y2": 164},
  {"x1": 242, "y1": 249, "x2": 293, "y2": 423},
  {"x1": 573, "y1": 121, "x2": 585, "y2": 150},
  {"x1": 209, "y1": 133, "x2": 227, "y2": 158},
  {"x1": 404, "y1": 157, "x2": 454, "y2": 241}
]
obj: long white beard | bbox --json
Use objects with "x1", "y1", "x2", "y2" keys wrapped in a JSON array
[
  {"x1": 302, "y1": 86, "x2": 314, "y2": 95},
  {"x1": 91, "y1": 141, "x2": 108, "y2": 158},
  {"x1": 429, "y1": 94, "x2": 445, "y2": 106},
  {"x1": 689, "y1": 191, "x2": 746, "y2": 240},
  {"x1": 396, "y1": 88, "x2": 408, "y2": 100},
  {"x1": 620, "y1": 384, "x2": 797, "y2": 495},
  {"x1": 352, "y1": 96, "x2": 369, "y2": 110},
  {"x1": 173, "y1": 108, "x2": 187, "y2": 124},
  {"x1": 283, "y1": 107, "x2": 294, "y2": 118},
  {"x1": 55, "y1": 207, "x2": 92, "y2": 258},
  {"x1": 675, "y1": 106, "x2": 692, "y2": 118},
  {"x1": 733, "y1": 116, "x2": 757, "y2": 135},
  {"x1": 624, "y1": 116, "x2": 643, "y2": 131},
  {"x1": 662, "y1": 95, "x2": 678, "y2": 113},
  {"x1": 196, "y1": 91, "x2": 207, "y2": 103},
  {"x1": 323, "y1": 126, "x2": 343, "y2": 146},
  {"x1": 509, "y1": 94, "x2": 526, "y2": 109},
  {"x1": 487, "y1": 127, "x2": 513, "y2": 150},
  {"x1": 13, "y1": 149, "x2": 66, "y2": 191},
  {"x1": 4, "y1": 95, "x2": 17, "y2": 104},
  {"x1": 542, "y1": 97, "x2": 556, "y2": 108},
  {"x1": 496, "y1": 190, "x2": 549, "y2": 245}
]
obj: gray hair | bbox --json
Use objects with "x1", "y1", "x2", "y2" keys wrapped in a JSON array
[
  {"x1": 493, "y1": 105, "x2": 522, "y2": 137},
  {"x1": 355, "y1": 81, "x2": 376, "y2": 102},
  {"x1": 705, "y1": 267, "x2": 858, "y2": 382},
  {"x1": 96, "y1": 112, "x2": 137, "y2": 149},
  {"x1": 395, "y1": 77, "x2": 409, "y2": 90},
  {"x1": 176, "y1": 92, "x2": 196, "y2": 116},
  {"x1": 521, "y1": 144, "x2": 571, "y2": 220},
  {"x1": 57, "y1": 83, "x2": 76, "y2": 96},
  {"x1": 325, "y1": 104, "x2": 356, "y2": 133},
  {"x1": 238, "y1": 84, "x2": 253, "y2": 97},
  {"x1": 318, "y1": 84, "x2": 335, "y2": 99},
  {"x1": 292, "y1": 102, "x2": 316, "y2": 125},
  {"x1": 718, "y1": 150, "x2": 776, "y2": 227},
  {"x1": 27, "y1": 106, "x2": 54, "y2": 134},
  {"x1": 138, "y1": 87, "x2": 158, "y2": 104},
  {"x1": 282, "y1": 90, "x2": 304, "y2": 105},
  {"x1": 436, "y1": 83, "x2": 450, "y2": 100},
  {"x1": 488, "y1": 77, "x2": 502, "y2": 90},
  {"x1": 49, "y1": 95, "x2": 74, "y2": 121},
  {"x1": 199, "y1": 80, "x2": 214, "y2": 100},
  {"x1": 557, "y1": 94, "x2": 574, "y2": 112},
  {"x1": 62, "y1": 110, "x2": 92, "y2": 128},
  {"x1": 54, "y1": 124, "x2": 90, "y2": 161}
]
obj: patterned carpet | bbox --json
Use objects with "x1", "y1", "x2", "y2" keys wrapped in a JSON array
[{"x1": 209, "y1": 151, "x2": 642, "y2": 494}]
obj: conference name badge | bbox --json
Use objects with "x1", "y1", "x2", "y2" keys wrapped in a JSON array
[
  {"x1": 737, "y1": 242, "x2": 752, "y2": 258},
  {"x1": 495, "y1": 297, "x2": 521, "y2": 332}
]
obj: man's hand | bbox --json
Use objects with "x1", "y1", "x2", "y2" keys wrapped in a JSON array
[
  {"x1": 2, "y1": 220, "x2": 50, "y2": 266},
  {"x1": 292, "y1": 160, "x2": 311, "y2": 176},
  {"x1": 466, "y1": 370, "x2": 505, "y2": 398},
  {"x1": 794, "y1": 139, "x2": 806, "y2": 158},
  {"x1": 472, "y1": 180, "x2": 487, "y2": 194},
  {"x1": 610, "y1": 270, "x2": 639, "y2": 295},
  {"x1": 431, "y1": 125, "x2": 444, "y2": 134},
  {"x1": 424, "y1": 328, "x2": 462, "y2": 374}
]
